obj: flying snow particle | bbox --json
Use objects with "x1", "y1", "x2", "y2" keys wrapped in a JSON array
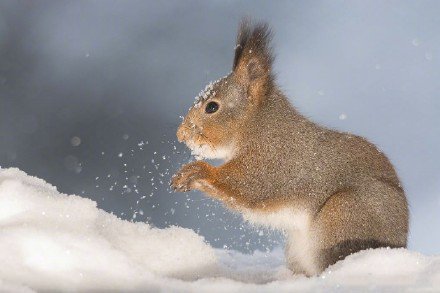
[
  {"x1": 425, "y1": 52, "x2": 433, "y2": 61},
  {"x1": 71, "y1": 136, "x2": 81, "y2": 147},
  {"x1": 64, "y1": 155, "x2": 82, "y2": 173},
  {"x1": 339, "y1": 113, "x2": 347, "y2": 120}
]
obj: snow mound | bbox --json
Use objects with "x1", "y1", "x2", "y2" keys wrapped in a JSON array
[
  {"x1": 0, "y1": 168, "x2": 216, "y2": 291},
  {"x1": 0, "y1": 167, "x2": 439, "y2": 292}
]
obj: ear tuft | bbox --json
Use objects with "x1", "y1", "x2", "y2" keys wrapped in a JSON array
[{"x1": 232, "y1": 19, "x2": 274, "y2": 83}]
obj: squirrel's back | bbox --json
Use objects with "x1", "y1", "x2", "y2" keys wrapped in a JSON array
[{"x1": 236, "y1": 90, "x2": 403, "y2": 207}]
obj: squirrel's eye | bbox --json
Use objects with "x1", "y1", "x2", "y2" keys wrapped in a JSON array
[{"x1": 205, "y1": 101, "x2": 219, "y2": 114}]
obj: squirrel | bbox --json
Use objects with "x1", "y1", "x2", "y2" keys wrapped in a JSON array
[{"x1": 171, "y1": 20, "x2": 409, "y2": 276}]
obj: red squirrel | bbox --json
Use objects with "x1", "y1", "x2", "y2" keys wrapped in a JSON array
[{"x1": 171, "y1": 20, "x2": 408, "y2": 276}]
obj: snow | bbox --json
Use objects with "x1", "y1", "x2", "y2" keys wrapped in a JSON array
[
  {"x1": 192, "y1": 75, "x2": 228, "y2": 109},
  {"x1": 0, "y1": 167, "x2": 439, "y2": 292}
]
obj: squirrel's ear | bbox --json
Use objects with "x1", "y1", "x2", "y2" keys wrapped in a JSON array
[{"x1": 233, "y1": 20, "x2": 274, "y2": 100}]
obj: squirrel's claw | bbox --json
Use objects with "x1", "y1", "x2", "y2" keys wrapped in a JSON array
[
  {"x1": 171, "y1": 162, "x2": 210, "y2": 193},
  {"x1": 170, "y1": 173, "x2": 191, "y2": 192}
]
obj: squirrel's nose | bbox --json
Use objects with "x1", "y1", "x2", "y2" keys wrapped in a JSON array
[{"x1": 176, "y1": 123, "x2": 186, "y2": 143}]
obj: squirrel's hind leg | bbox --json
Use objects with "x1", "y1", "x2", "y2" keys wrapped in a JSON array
[{"x1": 310, "y1": 187, "x2": 407, "y2": 274}]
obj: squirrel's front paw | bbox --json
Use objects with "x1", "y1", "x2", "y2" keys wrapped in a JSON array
[{"x1": 171, "y1": 161, "x2": 212, "y2": 192}]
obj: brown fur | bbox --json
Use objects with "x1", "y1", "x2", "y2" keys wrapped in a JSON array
[{"x1": 171, "y1": 20, "x2": 409, "y2": 276}]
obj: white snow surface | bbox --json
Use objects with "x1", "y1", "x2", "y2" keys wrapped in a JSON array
[{"x1": 0, "y1": 167, "x2": 439, "y2": 292}]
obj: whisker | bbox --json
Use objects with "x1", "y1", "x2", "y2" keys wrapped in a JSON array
[
  {"x1": 179, "y1": 123, "x2": 217, "y2": 155},
  {"x1": 199, "y1": 133, "x2": 217, "y2": 151}
]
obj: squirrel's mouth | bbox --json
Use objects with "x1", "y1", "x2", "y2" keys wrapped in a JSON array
[
  {"x1": 185, "y1": 135, "x2": 236, "y2": 162},
  {"x1": 184, "y1": 135, "x2": 218, "y2": 160},
  {"x1": 177, "y1": 121, "x2": 236, "y2": 161}
]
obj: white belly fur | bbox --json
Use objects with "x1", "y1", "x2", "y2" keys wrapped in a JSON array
[
  {"x1": 241, "y1": 207, "x2": 309, "y2": 231},
  {"x1": 241, "y1": 207, "x2": 318, "y2": 275}
]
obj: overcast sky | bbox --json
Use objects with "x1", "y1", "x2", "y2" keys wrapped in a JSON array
[{"x1": 0, "y1": 1, "x2": 439, "y2": 254}]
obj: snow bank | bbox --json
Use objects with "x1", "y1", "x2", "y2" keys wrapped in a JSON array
[
  {"x1": 0, "y1": 168, "x2": 217, "y2": 292},
  {"x1": 0, "y1": 167, "x2": 439, "y2": 292}
]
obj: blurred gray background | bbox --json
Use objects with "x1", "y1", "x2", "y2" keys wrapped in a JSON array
[{"x1": 0, "y1": 1, "x2": 439, "y2": 254}]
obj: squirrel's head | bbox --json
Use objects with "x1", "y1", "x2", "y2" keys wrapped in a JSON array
[{"x1": 177, "y1": 20, "x2": 275, "y2": 161}]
